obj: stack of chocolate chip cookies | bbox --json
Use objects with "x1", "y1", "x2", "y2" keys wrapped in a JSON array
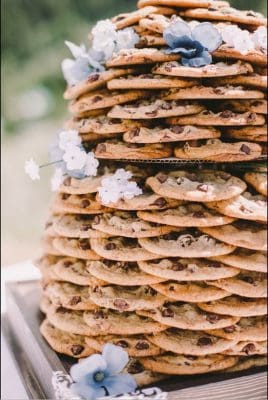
[{"x1": 38, "y1": 0, "x2": 267, "y2": 386}]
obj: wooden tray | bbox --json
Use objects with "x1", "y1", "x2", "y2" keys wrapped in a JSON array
[{"x1": 3, "y1": 281, "x2": 267, "y2": 400}]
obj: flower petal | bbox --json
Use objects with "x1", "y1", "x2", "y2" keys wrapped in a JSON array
[
  {"x1": 65, "y1": 41, "x2": 87, "y2": 59},
  {"x1": 71, "y1": 382, "x2": 105, "y2": 400},
  {"x1": 70, "y1": 354, "x2": 107, "y2": 382},
  {"x1": 104, "y1": 374, "x2": 137, "y2": 397},
  {"x1": 163, "y1": 20, "x2": 192, "y2": 49},
  {"x1": 181, "y1": 50, "x2": 212, "y2": 68},
  {"x1": 192, "y1": 22, "x2": 222, "y2": 52},
  {"x1": 102, "y1": 344, "x2": 129, "y2": 375}
]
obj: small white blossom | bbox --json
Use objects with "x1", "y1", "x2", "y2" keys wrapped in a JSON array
[
  {"x1": 233, "y1": 29, "x2": 254, "y2": 55},
  {"x1": 91, "y1": 20, "x2": 139, "y2": 62},
  {"x1": 63, "y1": 145, "x2": 87, "y2": 171},
  {"x1": 51, "y1": 168, "x2": 65, "y2": 191},
  {"x1": 252, "y1": 26, "x2": 267, "y2": 54},
  {"x1": 24, "y1": 158, "x2": 40, "y2": 181},
  {"x1": 221, "y1": 25, "x2": 255, "y2": 55},
  {"x1": 98, "y1": 168, "x2": 142, "y2": 205},
  {"x1": 116, "y1": 28, "x2": 139, "y2": 52},
  {"x1": 59, "y1": 129, "x2": 82, "y2": 151},
  {"x1": 83, "y1": 152, "x2": 99, "y2": 177},
  {"x1": 62, "y1": 41, "x2": 104, "y2": 86}
]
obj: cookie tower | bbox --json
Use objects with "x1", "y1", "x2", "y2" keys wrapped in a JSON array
[{"x1": 37, "y1": 0, "x2": 267, "y2": 389}]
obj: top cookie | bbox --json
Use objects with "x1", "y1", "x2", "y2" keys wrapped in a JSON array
[
  {"x1": 138, "y1": 0, "x2": 229, "y2": 8},
  {"x1": 180, "y1": 7, "x2": 267, "y2": 27}
]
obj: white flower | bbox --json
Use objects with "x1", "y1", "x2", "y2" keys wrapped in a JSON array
[
  {"x1": 63, "y1": 145, "x2": 87, "y2": 171},
  {"x1": 91, "y1": 20, "x2": 139, "y2": 62},
  {"x1": 62, "y1": 41, "x2": 104, "y2": 86},
  {"x1": 83, "y1": 152, "x2": 99, "y2": 177},
  {"x1": 220, "y1": 25, "x2": 240, "y2": 48},
  {"x1": 51, "y1": 168, "x2": 64, "y2": 191},
  {"x1": 92, "y1": 20, "x2": 117, "y2": 61},
  {"x1": 24, "y1": 158, "x2": 40, "y2": 181},
  {"x1": 233, "y1": 30, "x2": 254, "y2": 55},
  {"x1": 59, "y1": 129, "x2": 82, "y2": 151},
  {"x1": 252, "y1": 26, "x2": 267, "y2": 54},
  {"x1": 98, "y1": 168, "x2": 142, "y2": 205},
  {"x1": 221, "y1": 25, "x2": 255, "y2": 55},
  {"x1": 116, "y1": 28, "x2": 139, "y2": 52}
]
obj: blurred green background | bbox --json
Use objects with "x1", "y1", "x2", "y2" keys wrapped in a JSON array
[{"x1": 1, "y1": 0, "x2": 267, "y2": 265}]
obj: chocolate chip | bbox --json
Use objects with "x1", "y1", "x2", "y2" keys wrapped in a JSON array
[
  {"x1": 209, "y1": 262, "x2": 221, "y2": 268},
  {"x1": 151, "y1": 197, "x2": 168, "y2": 208},
  {"x1": 70, "y1": 345, "x2": 84, "y2": 355},
  {"x1": 113, "y1": 299, "x2": 129, "y2": 311},
  {"x1": 93, "y1": 310, "x2": 105, "y2": 319},
  {"x1": 172, "y1": 262, "x2": 186, "y2": 271},
  {"x1": 161, "y1": 308, "x2": 174, "y2": 318},
  {"x1": 116, "y1": 340, "x2": 129, "y2": 348},
  {"x1": 97, "y1": 143, "x2": 107, "y2": 153},
  {"x1": 193, "y1": 211, "x2": 205, "y2": 218},
  {"x1": 208, "y1": 7, "x2": 217, "y2": 11},
  {"x1": 185, "y1": 173, "x2": 198, "y2": 182},
  {"x1": 136, "y1": 38, "x2": 148, "y2": 48},
  {"x1": 56, "y1": 307, "x2": 68, "y2": 314},
  {"x1": 105, "y1": 242, "x2": 116, "y2": 251},
  {"x1": 129, "y1": 127, "x2": 140, "y2": 138},
  {"x1": 224, "y1": 325, "x2": 236, "y2": 333},
  {"x1": 164, "y1": 63, "x2": 175, "y2": 72},
  {"x1": 62, "y1": 193, "x2": 70, "y2": 200},
  {"x1": 135, "y1": 341, "x2": 150, "y2": 350},
  {"x1": 213, "y1": 87, "x2": 225, "y2": 95},
  {"x1": 81, "y1": 224, "x2": 93, "y2": 232},
  {"x1": 197, "y1": 184, "x2": 209, "y2": 192},
  {"x1": 81, "y1": 199, "x2": 90, "y2": 208},
  {"x1": 247, "y1": 112, "x2": 257, "y2": 122},
  {"x1": 64, "y1": 177, "x2": 72, "y2": 186},
  {"x1": 163, "y1": 233, "x2": 178, "y2": 241},
  {"x1": 92, "y1": 95, "x2": 103, "y2": 103},
  {"x1": 220, "y1": 110, "x2": 234, "y2": 119},
  {"x1": 197, "y1": 337, "x2": 213, "y2": 346},
  {"x1": 69, "y1": 296, "x2": 82, "y2": 306},
  {"x1": 63, "y1": 260, "x2": 72, "y2": 268},
  {"x1": 240, "y1": 275, "x2": 254, "y2": 284},
  {"x1": 252, "y1": 101, "x2": 263, "y2": 107},
  {"x1": 242, "y1": 343, "x2": 256, "y2": 354},
  {"x1": 206, "y1": 313, "x2": 221, "y2": 324},
  {"x1": 185, "y1": 355, "x2": 198, "y2": 361},
  {"x1": 170, "y1": 126, "x2": 184, "y2": 134},
  {"x1": 87, "y1": 73, "x2": 100, "y2": 82},
  {"x1": 169, "y1": 285, "x2": 175, "y2": 291},
  {"x1": 157, "y1": 173, "x2": 168, "y2": 183},
  {"x1": 127, "y1": 360, "x2": 144, "y2": 374},
  {"x1": 144, "y1": 287, "x2": 157, "y2": 296},
  {"x1": 240, "y1": 144, "x2": 251, "y2": 155},
  {"x1": 78, "y1": 239, "x2": 91, "y2": 250}
]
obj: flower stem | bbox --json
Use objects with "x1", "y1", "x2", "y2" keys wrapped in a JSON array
[{"x1": 40, "y1": 160, "x2": 62, "y2": 168}]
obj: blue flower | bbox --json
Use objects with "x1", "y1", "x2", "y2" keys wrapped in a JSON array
[
  {"x1": 164, "y1": 21, "x2": 222, "y2": 67},
  {"x1": 70, "y1": 344, "x2": 137, "y2": 400}
]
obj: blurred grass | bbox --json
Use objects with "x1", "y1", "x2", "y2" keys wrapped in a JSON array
[{"x1": 1, "y1": 0, "x2": 267, "y2": 265}]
